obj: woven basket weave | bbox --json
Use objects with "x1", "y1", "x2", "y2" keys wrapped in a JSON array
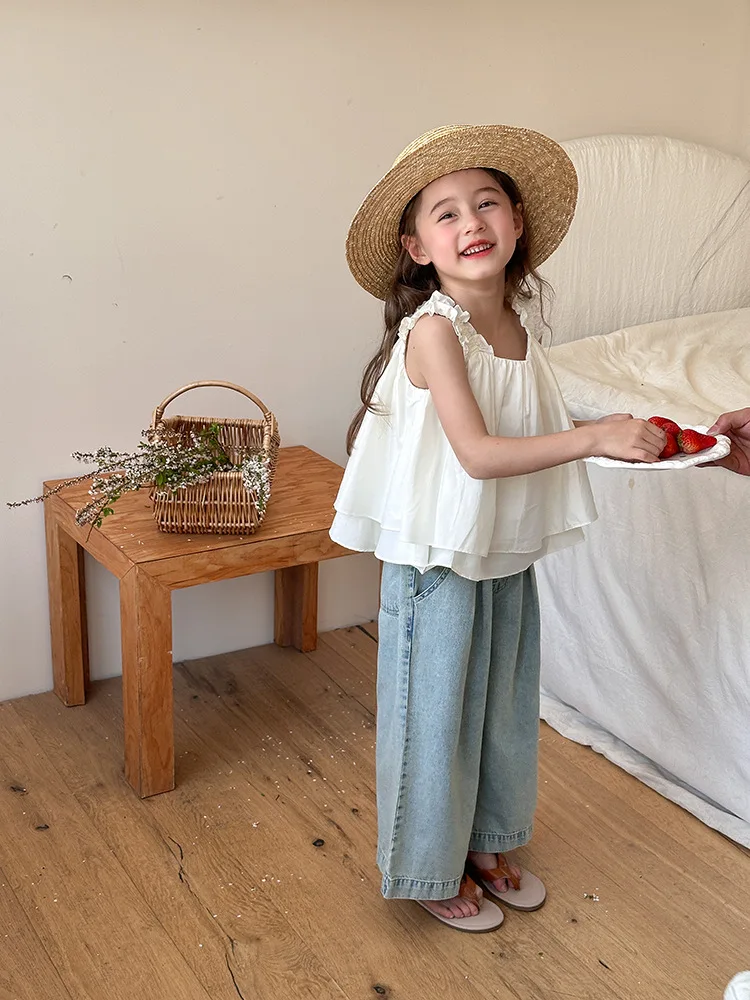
[{"x1": 150, "y1": 380, "x2": 280, "y2": 535}]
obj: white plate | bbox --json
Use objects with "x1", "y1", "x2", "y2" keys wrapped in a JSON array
[{"x1": 584, "y1": 425, "x2": 731, "y2": 470}]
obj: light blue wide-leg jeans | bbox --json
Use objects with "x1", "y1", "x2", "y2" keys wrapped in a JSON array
[{"x1": 376, "y1": 562, "x2": 541, "y2": 901}]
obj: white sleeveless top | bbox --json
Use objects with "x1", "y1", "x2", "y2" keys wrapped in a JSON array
[{"x1": 330, "y1": 291, "x2": 597, "y2": 581}]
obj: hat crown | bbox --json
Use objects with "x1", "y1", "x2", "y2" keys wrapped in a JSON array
[{"x1": 393, "y1": 125, "x2": 468, "y2": 167}]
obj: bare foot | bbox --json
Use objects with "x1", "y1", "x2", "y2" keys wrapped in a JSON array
[
  {"x1": 467, "y1": 851, "x2": 522, "y2": 894},
  {"x1": 419, "y1": 884, "x2": 483, "y2": 920}
]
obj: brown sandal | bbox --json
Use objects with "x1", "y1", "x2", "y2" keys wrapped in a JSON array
[
  {"x1": 465, "y1": 853, "x2": 547, "y2": 911},
  {"x1": 416, "y1": 873, "x2": 504, "y2": 932}
]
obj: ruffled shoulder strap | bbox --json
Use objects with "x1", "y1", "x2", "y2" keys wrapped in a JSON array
[
  {"x1": 397, "y1": 291, "x2": 484, "y2": 352},
  {"x1": 511, "y1": 292, "x2": 549, "y2": 346}
]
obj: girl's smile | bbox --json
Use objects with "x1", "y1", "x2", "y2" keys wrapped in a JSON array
[{"x1": 460, "y1": 240, "x2": 495, "y2": 258}]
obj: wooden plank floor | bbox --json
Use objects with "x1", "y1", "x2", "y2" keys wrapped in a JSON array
[{"x1": 1, "y1": 623, "x2": 748, "y2": 1000}]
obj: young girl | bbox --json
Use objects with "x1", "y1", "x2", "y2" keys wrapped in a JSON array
[{"x1": 330, "y1": 124, "x2": 665, "y2": 932}]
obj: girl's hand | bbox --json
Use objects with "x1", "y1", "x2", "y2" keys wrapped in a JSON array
[
  {"x1": 591, "y1": 417, "x2": 665, "y2": 463},
  {"x1": 573, "y1": 413, "x2": 633, "y2": 428},
  {"x1": 596, "y1": 412, "x2": 633, "y2": 423}
]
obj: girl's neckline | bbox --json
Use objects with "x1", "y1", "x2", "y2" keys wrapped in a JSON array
[{"x1": 432, "y1": 291, "x2": 530, "y2": 364}]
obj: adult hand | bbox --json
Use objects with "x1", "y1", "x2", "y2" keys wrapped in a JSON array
[{"x1": 707, "y1": 408, "x2": 750, "y2": 476}]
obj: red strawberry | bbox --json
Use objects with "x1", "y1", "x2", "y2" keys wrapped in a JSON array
[
  {"x1": 649, "y1": 415, "x2": 681, "y2": 436},
  {"x1": 676, "y1": 429, "x2": 717, "y2": 454},
  {"x1": 659, "y1": 431, "x2": 679, "y2": 459}
]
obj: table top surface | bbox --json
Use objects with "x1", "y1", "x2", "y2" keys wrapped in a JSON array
[{"x1": 45, "y1": 445, "x2": 345, "y2": 566}]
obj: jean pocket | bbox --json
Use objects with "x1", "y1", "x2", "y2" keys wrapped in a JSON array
[
  {"x1": 412, "y1": 566, "x2": 452, "y2": 605},
  {"x1": 380, "y1": 564, "x2": 453, "y2": 615}
]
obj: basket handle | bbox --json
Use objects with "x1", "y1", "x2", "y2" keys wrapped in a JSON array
[{"x1": 151, "y1": 380, "x2": 271, "y2": 429}]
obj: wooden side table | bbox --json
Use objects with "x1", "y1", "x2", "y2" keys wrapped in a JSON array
[{"x1": 43, "y1": 446, "x2": 350, "y2": 797}]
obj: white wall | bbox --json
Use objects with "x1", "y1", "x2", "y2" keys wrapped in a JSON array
[{"x1": 2, "y1": 0, "x2": 749, "y2": 701}]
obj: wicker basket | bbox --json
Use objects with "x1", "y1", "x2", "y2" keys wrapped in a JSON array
[{"x1": 149, "y1": 380, "x2": 280, "y2": 535}]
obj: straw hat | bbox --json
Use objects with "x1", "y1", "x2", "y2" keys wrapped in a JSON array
[{"x1": 346, "y1": 124, "x2": 578, "y2": 299}]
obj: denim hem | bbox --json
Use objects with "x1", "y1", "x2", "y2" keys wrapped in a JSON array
[
  {"x1": 468, "y1": 824, "x2": 533, "y2": 853},
  {"x1": 378, "y1": 855, "x2": 463, "y2": 900}
]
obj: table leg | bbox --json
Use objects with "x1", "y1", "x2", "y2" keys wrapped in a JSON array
[
  {"x1": 120, "y1": 566, "x2": 174, "y2": 797},
  {"x1": 274, "y1": 562, "x2": 319, "y2": 652},
  {"x1": 44, "y1": 502, "x2": 89, "y2": 706}
]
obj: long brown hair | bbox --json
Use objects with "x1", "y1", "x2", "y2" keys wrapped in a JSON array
[{"x1": 346, "y1": 168, "x2": 551, "y2": 453}]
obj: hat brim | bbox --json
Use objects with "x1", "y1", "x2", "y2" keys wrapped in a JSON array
[{"x1": 346, "y1": 124, "x2": 577, "y2": 300}]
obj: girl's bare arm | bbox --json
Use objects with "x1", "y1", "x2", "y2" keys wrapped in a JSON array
[{"x1": 406, "y1": 316, "x2": 665, "y2": 480}]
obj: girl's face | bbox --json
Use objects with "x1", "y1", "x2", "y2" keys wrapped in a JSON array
[{"x1": 401, "y1": 168, "x2": 523, "y2": 291}]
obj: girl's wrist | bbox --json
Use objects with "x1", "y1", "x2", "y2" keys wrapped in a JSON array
[{"x1": 574, "y1": 423, "x2": 599, "y2": 460}]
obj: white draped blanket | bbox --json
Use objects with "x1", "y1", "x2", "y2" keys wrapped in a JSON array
[{"x1": 537, "y1": 308, "x2": 750, "y2": 847}]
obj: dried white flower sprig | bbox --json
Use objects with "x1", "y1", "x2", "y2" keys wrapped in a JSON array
[
  {"x1": 8, "y1": 423, "x2": 270, "y2": 528},
  {"x1": 241, "y1": 452, "x2": 272, "y2": 516}
]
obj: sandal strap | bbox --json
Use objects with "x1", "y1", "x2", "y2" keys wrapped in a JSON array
[
  {"x1": 468, "y1": 853, "x2": 522, "y2": 891},
  {"x1": 458, "y1": 873, "x2": 481, "y2": 902}
]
